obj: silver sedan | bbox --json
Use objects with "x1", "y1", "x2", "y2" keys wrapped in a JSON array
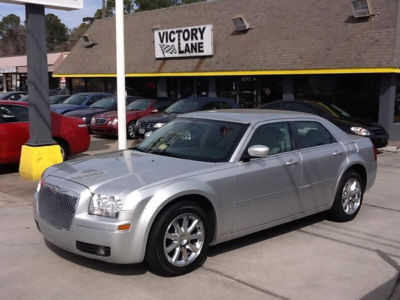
[{"x1": 34, "y1": 109, "x2": 377, "y2": 276}]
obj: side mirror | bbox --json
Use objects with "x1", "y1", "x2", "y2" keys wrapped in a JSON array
[
  {"x1": 144, "y1": 131, "x2": 153, "y2": 139},
  {"x1": 151, "y1": 109, "x2": 158, "y2": 113},
  {"x1": 247, "y1": 145, "x2": 270, "y2": 159}
]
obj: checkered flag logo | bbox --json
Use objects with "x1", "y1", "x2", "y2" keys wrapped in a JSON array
[{"x1": 159, "y1": 44, "x2": 177, "y2": 55}]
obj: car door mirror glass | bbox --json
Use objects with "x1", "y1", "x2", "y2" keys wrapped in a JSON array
[{"x1": 248, "y1": 145, "x2": 270, "y2": 158}]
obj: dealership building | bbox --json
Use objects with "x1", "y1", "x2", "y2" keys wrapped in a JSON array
[{"x1": 54, "y1": 0, "x2": 400, "y2": 140}]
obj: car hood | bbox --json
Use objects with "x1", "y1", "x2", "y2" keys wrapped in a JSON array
[
  {"x1": 139, "y1": 113, "x2": 178, "y2": 123},
  {"x1": 45, "y1": 149, "x2": 215, "y2": 195}
]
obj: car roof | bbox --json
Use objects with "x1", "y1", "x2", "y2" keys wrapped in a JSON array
[{"x1": 181, "y1": 109, "x2": 324, "y2": 125}]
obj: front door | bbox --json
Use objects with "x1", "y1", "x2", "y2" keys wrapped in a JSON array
[{"x1": 233, "y1": 122, "x2": 303, "y2": 232}]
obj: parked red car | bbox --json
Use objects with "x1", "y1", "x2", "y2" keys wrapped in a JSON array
[
  {"x1": 0, "y1": 101, "x2": 90, "y2": 164},
  {"x1": 90, "y1": 98, "x2": 174, "y2": 138}
]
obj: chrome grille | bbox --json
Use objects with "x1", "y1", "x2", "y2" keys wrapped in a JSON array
[
  {"x1": 38, "y1": 184, "x2": 78, "y2": 230},
  {"x1": 95, "y1": 118, "x2": 107, "y2": 125},
  {"x1": 139, "y1": 122, "x2": 154, "y2": 129}
]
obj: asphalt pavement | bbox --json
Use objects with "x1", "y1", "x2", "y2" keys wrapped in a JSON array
[{"x1": 0, "y1": 136, "x2": 399, "y2": 300}]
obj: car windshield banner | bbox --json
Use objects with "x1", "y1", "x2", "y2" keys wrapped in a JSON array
[{"x1": 154, "y1": 24, "x2": 213, "y2": 59}]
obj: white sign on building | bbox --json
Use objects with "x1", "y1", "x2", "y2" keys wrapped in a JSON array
[
  {"x1": 0, "y1": 0, "x2": 82, "y2": 10},
  {"x1": 154, "y1": 24, "x2": 213, "y2": 59}
]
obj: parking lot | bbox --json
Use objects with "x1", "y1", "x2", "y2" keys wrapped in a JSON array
[{"x1": 0, "y1": 136, "x2": 399, "y2": 300}]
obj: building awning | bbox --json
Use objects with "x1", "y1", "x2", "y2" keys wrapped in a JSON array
[{"x1": 0, "y1": 52, "x2": 68, "y2": 74}]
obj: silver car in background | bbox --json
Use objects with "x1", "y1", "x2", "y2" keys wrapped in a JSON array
[{"x1": 34, "y1": 110, "x2": 377, "y2": 276}]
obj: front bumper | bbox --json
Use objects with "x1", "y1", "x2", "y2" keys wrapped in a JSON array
[
  {"x1": 91, "y1": 125, "x2": 118, "y2": 136},
  {"x1": 33, "y1": 177, "x2": 148, "y2": 264}
]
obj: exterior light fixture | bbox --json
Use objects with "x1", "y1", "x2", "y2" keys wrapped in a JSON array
[
  {"x1": 152, "y1": 26, "x2": 160, "y2": 32},
  {"x1": 82, "y1": 34, "x2": 97, "y2": 47},
  {"x1": 232, "y1": 15, "x2": 253, "y2": 32},
  {"x1": 351, "y1": 0, "x2": 372, "y2": 18}
]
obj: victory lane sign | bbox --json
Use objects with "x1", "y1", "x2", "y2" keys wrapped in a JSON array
[{"x1": 154, "y1": 24, "x2": 213, "y2": 58}]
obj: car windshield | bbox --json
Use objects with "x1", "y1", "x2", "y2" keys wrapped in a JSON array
[
  {"x1": 136, "y1": 118, "x2": 248, "y2": 162},
  {"x1": 164, "y1": 100, "x2": 205, "y2": 114},
  {"x1": 306, "y1": 101, "x2": 351, "y2": 118},
  {"x1": 63, "y1": 94, "x2": 89, "y2": 105},
  {"x1": 127, "y1": 99, "x2": 153, "y2": 111},
  {"x1": 49, "y1": 95, "x2": 67, "y2": 104},
  {"x1": 90, "y1": 97, "x2": 116, "y2": 109}
]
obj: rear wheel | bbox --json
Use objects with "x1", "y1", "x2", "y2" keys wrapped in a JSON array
[
  {"x1": 328, "y1": 170, "x2": 364, "y2": 222},
  {"x1": 127, "y1": 121, "x2": 136, "y2": 139},
  {"x1": 145, "y1": 201, "x2": 209, "y2": 276}
]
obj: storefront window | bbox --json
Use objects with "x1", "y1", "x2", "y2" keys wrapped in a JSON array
[
  {"x1": 395, "y1": 76, "x2": 400, "y2": 123},
  {"x1": 239, "y1": 76, "x2": 256, "y2": 108},
  {"x1": 217, "y1": 77, "x2": 237, "y2": 103},
  {"x1": 197, "y1": 77, "x2": 209, "y2": 97},
  {"x1": 87, "y1": 78, "x2": 104, "y2": 92},
  {"x1": 181, "y1": 78, "x2": 194, "y2": 98},
  {"x1": 167, "y1": 77, "x2": 179, "y2": 99},
  {"x1": 295, "y1": 75, "x2": 379, "y2": 122},
  {"x1": 71, "y1": 78, "x2": 86, "y2": 94},
  {"x1": 260, "y1": 76, "x2": 283, "y2": 105}
]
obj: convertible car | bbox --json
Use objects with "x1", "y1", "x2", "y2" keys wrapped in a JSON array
[{"x1": 34, "y1": 109, "x2": 377, "y2": 276}]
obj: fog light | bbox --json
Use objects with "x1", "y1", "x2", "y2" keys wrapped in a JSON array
[{"x1": 96, "y1": 246, "x2": 107, "y2": 256}]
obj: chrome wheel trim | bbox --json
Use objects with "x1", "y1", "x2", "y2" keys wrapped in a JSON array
[
  {"x1": 342, "y1": 178, "x2": 362, "y2": 215},
  {"x1": 127, "y1": 123, "x2": 135, "y2": 138},
  {"x1": 163, "y1": 213, "x2": 205, "y2": 267}
]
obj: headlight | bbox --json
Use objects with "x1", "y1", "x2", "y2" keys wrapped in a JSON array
[
  {"x1": 91, "y1": 117, "x2": 96, "y2": 125},
  {"x1": 350, "y1": 126, "x2": 371, "y2": 136},
  {"x1": 89, "y1": 194, "x2": 123, "y2": 218},
  {"x1": 82, "y1": 117, "x2": 86, "y2": 122},
  {"x1": 154, "y1": 122, "x2": 165, "y2": 129},
  {"x1": 108, "y1": 118, "x2": 118, "y2": 126}
]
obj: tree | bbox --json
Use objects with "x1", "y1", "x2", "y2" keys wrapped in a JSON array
[
  {"x1": 68, "y1": 23, "x2": 90, "y2": 49},
  {"x1": 0, "y1": 14, "x2": 26, "y2": 56},
  {"x1": 94, "y1": 0, "x2": 134, "y2": 19},
  {"x1": 46, "y1": 13, "x2": 69, "y2": 51}
]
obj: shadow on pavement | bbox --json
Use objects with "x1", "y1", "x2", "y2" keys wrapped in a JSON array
[
  {"x1": 208, "y1": 213, "x2": 325, "y2": 257},
  {"x1": 44, "y1": 239, "x2": 147, "y2": 276}
]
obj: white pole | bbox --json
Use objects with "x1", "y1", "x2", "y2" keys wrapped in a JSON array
[{"x1": 116, "y1": 0, "x2": 127, "y2": 150}]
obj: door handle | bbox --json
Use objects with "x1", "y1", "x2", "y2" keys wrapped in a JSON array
[
  {"x1": 286, "y1": 159, "x2": 300, "y2": 166},
  {"x1": 332, "y1": 150, "x2": 343, "y2": 156}
]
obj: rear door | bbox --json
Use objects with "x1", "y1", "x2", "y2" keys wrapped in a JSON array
[
  {"x1": 0, "y1": 104, "x2": 29, "y2": 163},
  {"x1": 293, "y1": 121, "x2": 346, "y2": 209}
]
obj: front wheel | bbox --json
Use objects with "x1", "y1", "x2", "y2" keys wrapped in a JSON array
[
  {"x1": 145, "y1": 201, "x2": 209, "y2": 276},
  {"x1": 127, "y1": 121, "x2": 136, "y2": 139},
  {"x1": 328, "y1": 170, "x2": 364, "y2": 222}
]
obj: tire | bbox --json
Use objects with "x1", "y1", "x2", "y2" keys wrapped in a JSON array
[
  {"x1": 127, "y1": 121, "x2": 136, "y2": 139},
  {"x1": 328, "y1": 170, "x2": 364, "y2": 222},
  {"x1": 145, "y1": 201, "x2": 210, "y2": 276},
  {"x1": 55, "y1": 140, "x2": 69, "y2": 161}
]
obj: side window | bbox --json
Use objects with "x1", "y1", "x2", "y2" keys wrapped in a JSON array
[
  {"x1": 247, "y1": 122, "x2": 292, "y2": 155},
  {"x1": 262, "y1": 102, "x2": 282, "y2": 109},
  {"x1": 284, "y1": 102, "x2": 314, "y2": 114},
  {"x1": 9, "y1": 93, "x2": 22, "y2": 100},
  {"x1": 202, "y1": 102, "x2": 220, "y2": 110},
  {"x1": 220, "y1": 101, "x2": 233, "y2": 109},
  {"x1": 295, "y1": 121, "x2": 334, "y2": 149},
  {"x1": 0, "y1": 106, "x2": 18, "y2": 122}
]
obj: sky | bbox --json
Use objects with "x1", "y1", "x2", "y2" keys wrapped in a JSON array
[{"x1": 0, "y1": 0, "x2": 102, "y2": 29}]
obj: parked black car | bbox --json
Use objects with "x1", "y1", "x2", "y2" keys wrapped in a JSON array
[
  {"x1": 64, "y1": 96, "x2": 138, "y2": 131},
  {"x1": 260, "y1": 100, "x2": 388, "y2": 148},
  {"x1": 135, "y1": 97, "x2": 238, "y2": 138}
]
